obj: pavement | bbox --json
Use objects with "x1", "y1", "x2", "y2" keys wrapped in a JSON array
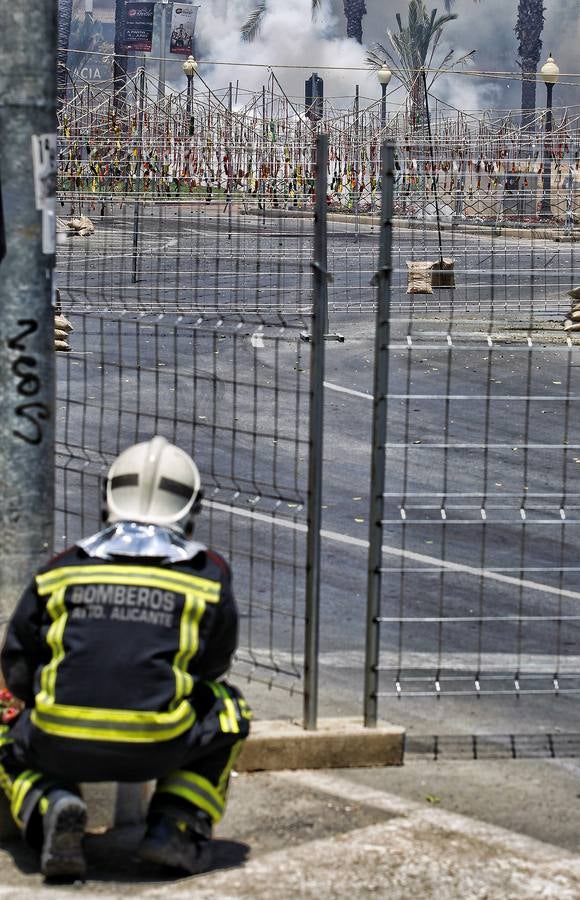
[{"x1": 3, "y1": 748, "x2": 580, "y2": 898}]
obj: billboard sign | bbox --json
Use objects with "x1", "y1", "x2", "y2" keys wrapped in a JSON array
[
  {"x1": 170, "y1": 4, "x2": 199, "y2": 55},
  {"x1": 123, "y1": 1, "x2": 155, "y2": 52}
]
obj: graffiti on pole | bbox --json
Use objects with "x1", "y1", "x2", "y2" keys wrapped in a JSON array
[{"x1": 169, "y1": 4, "x2": 199, "y2": 55}]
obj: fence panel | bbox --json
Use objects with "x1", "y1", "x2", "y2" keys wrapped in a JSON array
[
  {"x1": 366, "y1": 145, "x2": 580, "y2": 720},
  {"x1": 55, "y1": 312, "x2": 313, "y2": 701}
]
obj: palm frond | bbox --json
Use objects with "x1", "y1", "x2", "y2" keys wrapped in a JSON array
[{"x1": 241, "y1": 1, "x2": 267, "y2": 42}]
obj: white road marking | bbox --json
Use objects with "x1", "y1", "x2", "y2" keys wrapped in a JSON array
[
  {"x1": 236, "y1": 649, "x2": 580, "y2": 672},
  {"x1": 280, "y1": 770, "x2": 580, "y2": 873},
  {"x1": 206, "y1": 499, "x2": 580, "y2": 603},
  {"x1": 251, "y1": 332, "x2": 265, "y2": 349},
  {"x1": 324, "y1": 381, "x2": 372, "y2": 399}
]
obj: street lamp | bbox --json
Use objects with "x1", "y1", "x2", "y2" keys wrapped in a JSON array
[
  {"x1": 539, "y1": 52, "x2": 559, "y2": 218},
  {"x1": 182, "y1": 55, "x2": 198, "y2": 117},
  {"x1": 377, "y1": 65, "x2": 392, "y2": 131}
]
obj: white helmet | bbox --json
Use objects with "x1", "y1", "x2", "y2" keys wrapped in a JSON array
[{"x1": 105, "y1": 436, "x2": 202, "y2": 527}]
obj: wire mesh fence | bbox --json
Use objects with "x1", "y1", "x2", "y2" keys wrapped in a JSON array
[
  {"x1": 53, "y1": 68, "x2": 580, "y2": 722},
  {"x1": 367, "y1": 150, "x2": 580, "y2": 707},
  {"x1": 55, "y1": 312, "x2": 311, "y2": 694}
]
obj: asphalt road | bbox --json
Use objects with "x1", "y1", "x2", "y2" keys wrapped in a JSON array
[{"x1": 54, "y1": 207, "x2": 580, "y2": 749}]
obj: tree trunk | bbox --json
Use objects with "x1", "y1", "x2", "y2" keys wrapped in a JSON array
[
  {"x1": 515, "y1": 0, "x2": 544, "y2": 127},
  {"x1": 57, "y1": 0, "x2": 74, "y2": 103},
  {"x1": 343, "y1": 0, "x2": 367, "y2": 44}
]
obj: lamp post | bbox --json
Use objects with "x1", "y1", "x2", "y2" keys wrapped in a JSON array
[
  {"x1": 377, "y1": 65, "x2": 392, "y2": 131},
  {"x1": 182, "y1": 55, "x2": 198, "y2": 117},
  {"x1": 539, "y1": 53, "x2": 559, "y2": 218}
]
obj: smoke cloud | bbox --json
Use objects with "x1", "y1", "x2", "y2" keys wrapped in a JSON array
[
  {"x1": 195, "y1": 0, "x2": 369, "y2": 108},
  {"x1": 191, "y1": 0, "x2": 579, "y2": 113}
]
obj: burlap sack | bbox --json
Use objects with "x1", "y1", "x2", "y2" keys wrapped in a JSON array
[
  {"x1": 66, "y1": 215, "x2": 95, "y2": 236},
  {"x1": 55, "y1": 313, "x2": 73, "y2": 333},
  {"x1": 431, "y1": 257, "x2": 455, "y2": 289},
  {"x1": 406, "y1": 260, "x2": 433, "y2": 294}
]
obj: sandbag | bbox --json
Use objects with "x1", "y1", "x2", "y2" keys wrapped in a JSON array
[
  {"x1": 431, "y1": 257, "x2": 455, "y2": 289},
  {"x1": 406, "y1": 260, "x2": 433, "y2": 295}
]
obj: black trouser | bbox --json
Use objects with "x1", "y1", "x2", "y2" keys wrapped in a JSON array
[{"x1": 0, "y1": 681, "x2": 251, "y2": 846}]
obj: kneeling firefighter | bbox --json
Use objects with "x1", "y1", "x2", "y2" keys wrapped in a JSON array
[{"x1": 0, "y1": 436, "x2": 251, "y2": 879}]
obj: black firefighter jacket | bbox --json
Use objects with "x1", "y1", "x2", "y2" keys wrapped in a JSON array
[{"x1": 1, "y1": 535, "x2": 238, "y2": 755}]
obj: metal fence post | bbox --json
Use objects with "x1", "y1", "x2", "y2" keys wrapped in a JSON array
[
  {"x1": 364, "y1": 143, "x2": 394, "y2": 727},
  {"x1": 132, "y1": 65, "x2": 146, "y2": 284},
  {"x1": 303, "y1": 133, "x2": 328, "y2": 730},
  {"x1": 0, "y1": 0, "x2": 57, "y2": 628}
]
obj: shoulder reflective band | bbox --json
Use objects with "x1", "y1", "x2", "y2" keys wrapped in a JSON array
[
  {"x1": 31, "y1": 697, "x2": 196, "y2": 743},
  {"x1": 36, "y1": 565, "x2": 221, "y2": 603}
]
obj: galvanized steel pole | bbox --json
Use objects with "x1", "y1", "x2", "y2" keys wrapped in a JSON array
[
  {"x1": 364, "y1": 144, "x2": 394, "y2": 727},
  {"x1": 0, "y1": 0, "x2": 57, "y2": 628},
  {"x1": 131, "y1": 65, "x2": 146, "y2": 284},
  {"x1": 303, "y1": 133, "x2": 328, "y2": 730}
]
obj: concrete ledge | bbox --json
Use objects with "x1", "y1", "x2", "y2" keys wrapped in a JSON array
[
  {"x1": 0, "y1": 720, "x2": 405, "y2": 838},
  {"x1": 237, "y1": 718, "x2": 405, "y2": 772}
]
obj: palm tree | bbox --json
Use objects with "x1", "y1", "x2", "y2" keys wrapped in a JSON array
[
  {"x1": 445, "y1": 0, "x2": 545, "y2": 122},
  {"x1": 241, "y1": 0, "x2": 320, "y2": 41},
  {"x1": 343, "y1": 0, "x2": 367, "y2": 44},
  {"x1": 367, "y1": 0, "x2": 474, "y2": 126},
  {"x1": 515, "y1": 0, "x2": 544, "y2": 126},
  {"x1": 58, "y1": 0, "x2": 74, "y2": 103}
]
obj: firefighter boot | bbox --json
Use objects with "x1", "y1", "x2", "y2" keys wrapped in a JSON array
[
  {"x1": 40, "y1": 790, "x2": 87, "y2": 881},
  {"x1": 138, "y1": 809, "x2": 212, "y2": 874}
]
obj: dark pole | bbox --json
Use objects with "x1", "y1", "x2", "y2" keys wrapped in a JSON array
[
  {"x1": 304, "y1": 133, "x2": 329, "y2": 730},
  {"x1": 540, "y1": 81, "x2": 554, "y2": 217},
  {"x1": 422, "y1": 68, "x2": 444, "y2": 267},
  {"x1": 131, "y1": 64, "x2": 146, "y2": 284},
  {"x1": 364, "y1": 143, "x2": 394, "y2": 727},
  {"x1": 381, "y1": 83, "x2": 387, "y2": 131},
  {"x1": 0, "y1": 0, "x2": 57, "y2": 626}
]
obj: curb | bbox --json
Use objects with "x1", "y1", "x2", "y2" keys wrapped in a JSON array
[
  {"x1": 237, "y1": 717, "x2": 405, "y2": 772},
  {"x1": 242, "y1": 207, "x2": 580, "y2": 242},
  {"x1": 0, "y1": 719, "x2": 405, "y2": 836}
]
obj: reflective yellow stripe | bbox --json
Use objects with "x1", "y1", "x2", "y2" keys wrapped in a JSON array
[
  {"x1": 0, "y1": 725, "x2": 13, "y2": 747},
  {"x1": 0, "y1": 761, "x2": 14, "y2": 806},
  {"x1": 36, "y1": 566, "x2": 221, "y2": 603},
  {"x1": 217, "y1": 739, "x2": 244, "y2": 801},
  {"x1": 171, "y1": 592, "x2": 206, "y2": 711},
  {"x1": 40, "y1": 587, "x2": 67, "y2": 701},
  {"x1": 215, "y1": 683, "x2": 240, "y2": 735},
  {"x1": 156, "y1": 770, "x2": 224, "y2": 823},
  {"x1": 11, "y1": 771, "x2": 42, "y2": 825},
  {"x1": 207, "y1": 683, "x2": 230, "y2": 733},
  {"x1": 238, "y1": 697, "x2": 253, "y2": 721},
  {"x1": 31, "y1": 697, "x2": 195, "y2": 743}
]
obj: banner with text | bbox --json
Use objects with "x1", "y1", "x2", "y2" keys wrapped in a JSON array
[
  {"x1": 169, "y1": 4, "x2": 199, "y2": 55},
  {"x1": 123, "y1": 1, "x2": 155, "y2": 52}
]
